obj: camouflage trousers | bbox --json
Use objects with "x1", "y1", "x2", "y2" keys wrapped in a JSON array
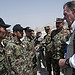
[
  {"x1": 26, "y1": 66, "x2": 37, "y2": 75},
  {"x1": 45, "y1": 53, "x2": 52, "y2": 75},
  {"x1": 7, "y1": 62, "x2": 37, "y2": 75},
  {"x1": 46, "y1": 58, "x2": 51, "y2": 75},
  {"x1": 52, "y1": 59, "x2": 60, "y2": 75},
  {"x1": 0, "y1": 69, "x2": 9, "y2": 75},
  {"x1": 10, "y1": 67, "x2": 37, "y2": 75}
]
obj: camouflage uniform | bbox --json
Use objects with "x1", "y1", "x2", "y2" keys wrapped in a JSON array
[
  {"x1": 0, "y1": 18, "x2": 11, "y2": 75},
  {"x1": 22, "y1": 36, "x2": 37, "y2": 75},
  {"x1": 5, "y1": 36, "x2": 28, "y2": 75},
  {"x1": 44, "y1": 33, "x2": 52, "y2": 74},
  {"x1": 2, "y1": 29, "x2": 12, "y2": 47},
  {"x1": 51, "y1": 28, "x2": 70, "y2": 75},
  {"x1": 0, "y1": 46, "x2": 10, "y2": 75},
  {"x1": 36, "y1": 26, "x2": 52, "y2": 74},
  {"x1": 2, "y1": 36, "x2": 11, "y2": 47}
]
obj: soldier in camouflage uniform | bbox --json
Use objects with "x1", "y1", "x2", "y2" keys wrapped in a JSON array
[
  {"x1": 31, "y1": 29, "x2": 36, "y2": 40},
  {"x1": 5, "y1": 24, "x2": 29, "y2": 75},
  {"x1": 0, "y1": 18, "x2": 11, "y2": 75},
  {"x1": 2, "y1": 29, "x2": 12, "y2": 47},
  {"x1": 44, "y1": 26, "x2": 52, "y2": 75},
  {"x1": 22, "y1": 27, "x2": 37, "y2": 75},
  {"x1": 51, "y1": 18, "x2": 70, "y2": 75}
]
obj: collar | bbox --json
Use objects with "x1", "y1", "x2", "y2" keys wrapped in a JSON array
[
  {"x1": 12, "y1": 37, "x2": 21, "y2": 45},
  {"x1": 71, "y1": 21, "x2": 75, "y2": 31}
]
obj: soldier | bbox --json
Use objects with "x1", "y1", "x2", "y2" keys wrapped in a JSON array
[
  {"x1": 24, "y1": 27, "x2": 34, "y2": 41},
  {"x1": 31, "y1": 30, "x2": 36, "y2": 39},
  {"x1": 23, "y1": 27, "x2": 37, "y2": 75},
  {"x1": 2, "y1": 29, "x2": 12, "y2": 47},
  {"x1": 59, "y1": 1, "x2": 75, "y2": 75},
  {"x1": 0, "y1": 18, "x2": 11, "y2": 75},
  {"x1": 34, "y1": 26, "x2": 52, "y2": 74},
  {"x1": 35, "y1": 31, "x2": 44, "y2": 73},
  {"x1": 44, "y1": 26, "x2": 52, "y2": 75},
  {"x1": 6, "y1": 29, "x2": 12, "y2": 39},
  {"x1": 51, "y1": 18, "x2": 70, "y2": 75},
  {"x1": 5, "y1": 24, "x2": 29, "y2": 75}
]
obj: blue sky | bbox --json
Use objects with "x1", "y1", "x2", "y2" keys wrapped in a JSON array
[{"x1": 0, "y1": 0, "x2": 73, "y2": 30}]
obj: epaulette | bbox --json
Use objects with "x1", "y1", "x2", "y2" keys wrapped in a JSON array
[
  {"x1": 15, "y1": 45, "x2": 20, "y2": 48},
  {"x1": 16, "y1": 50, "x2": 21, "y2": 56}
]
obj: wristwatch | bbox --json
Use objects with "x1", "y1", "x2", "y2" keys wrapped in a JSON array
[{"x1": 65, "y1": 58, "x2": 70, "y2": 66}]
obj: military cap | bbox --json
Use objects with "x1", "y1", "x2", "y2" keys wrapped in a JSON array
[
  {"x1": 56, "y1": 18, "x2": 64, "y2": 22},
  {"x1": 7, "y1": 29, "x2": 11, "y2": 33},
  {"x1": 36, "y1": 30, "x2": 41, "y2": 33},
  {"x1": 44, "y1": 26, "x2": 50, "y2": 30},
  {"x1": 13, "y1": 24, "x2": 25, "y2": 31},
  {"x1": 25, "y1": 27, "x2": 33, "y2": 32},
  {"x1": 0, "y1": 18, "x2": 11, "y2": 28}
]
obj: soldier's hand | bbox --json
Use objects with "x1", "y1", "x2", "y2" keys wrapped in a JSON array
[
  {"x1": 29, "y1": 64, "x2": 32, "y2": 67},
  {"x1": 59, "y1": 59, "x2": 67, "y2": 68},
  {"x1": 34, "y1": 46, "x2": 39, "y2": 51}
]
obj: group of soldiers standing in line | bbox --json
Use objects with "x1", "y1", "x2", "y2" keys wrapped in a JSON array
[
  {"x1": 0, "y1": 16, "x2": 71, "y2": 75},
  {"x1": 0, "y1": 1, "x2": 75, "y2": 75},
  {"x1": 0, "y1": 18, "x2": 37, "y2": 75}
]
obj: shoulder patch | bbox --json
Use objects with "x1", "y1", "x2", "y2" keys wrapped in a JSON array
[
  {"x1": 63, "y1": 30, "x2": 67, "y2": 34},
  {"x1": 7, "y1": 51, "x2": 11, "y2": 57},
  {"x1": 64, "y1": 30, "x2": 67, "y2": 33}
]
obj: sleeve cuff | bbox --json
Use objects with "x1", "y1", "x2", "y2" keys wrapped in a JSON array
[
  {"x1": 65, "y1": 58, "x2": 70, "y2": 66},
  {"x1": 69, "y1": 54, "x2": 75, "y2": 68}
]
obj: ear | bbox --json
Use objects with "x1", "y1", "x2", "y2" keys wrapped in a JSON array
[
  {"x1": 72, "y1": 8, "x2": 75, "y2": 13},
  {"x1": 62, "y1": 22, "x2": 64, "y2": 25},
  {"x1": 13, "y1": 31, "x2": 17, "y2": 36},
  {"x1": 0, "y1": 27, "x2": 1, "y2": 30}
]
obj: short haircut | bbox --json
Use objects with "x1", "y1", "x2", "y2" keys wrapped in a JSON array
[{"x1": 63, "y1": 1, "x2": 75, "y2": 11}]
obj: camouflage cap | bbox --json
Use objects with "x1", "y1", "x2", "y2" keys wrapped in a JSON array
[
  {"x1": 44, "y1": 26, "x2": 50, "y2": 30},
  {"x1": 56, "y1": 18, "x2": 64, "y2": 22}
]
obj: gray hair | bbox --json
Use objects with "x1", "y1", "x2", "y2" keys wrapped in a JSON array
[{"x1": 63, "y1": 1, "x2": 75, "y2": 11}]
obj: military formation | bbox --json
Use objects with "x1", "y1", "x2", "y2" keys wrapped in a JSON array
[{"x1": 0, "y1": 1, "x2": 75, "y2": 75}]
